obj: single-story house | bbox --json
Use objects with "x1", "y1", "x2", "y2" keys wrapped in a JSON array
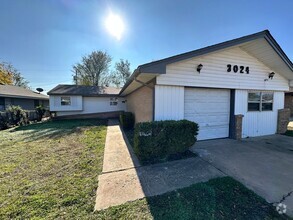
[
  {"x1": 0, "y1": 85, "x2": 49, "y2": 111},
  {"x1": 48, "y1": 85, "x2": 125, "y2": 118},
  {"x1": 49, "y1": 30, "x2": 293, "y2": 140}
]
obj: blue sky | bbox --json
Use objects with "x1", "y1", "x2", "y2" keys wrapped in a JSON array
[{"x1": 0, "y1": 0, "x2": 292, "y2": 92}]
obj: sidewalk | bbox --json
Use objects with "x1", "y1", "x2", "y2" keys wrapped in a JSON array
[
  {"x1": 95, "y1": 119, "x2": 224, "y2": 211},
  {"x1": 101, "y1": 119, "x2": 140, "y2": 173}
]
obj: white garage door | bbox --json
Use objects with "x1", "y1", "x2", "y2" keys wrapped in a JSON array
[{"x1": 184, "y1": 88, "x2": 230, "y2": 140}]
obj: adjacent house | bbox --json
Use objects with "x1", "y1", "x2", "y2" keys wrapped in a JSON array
[
  {"x1": 0, "y1": 85, "x2": 49, "y2": 111},
  {"x1": 48, "y1": 85, "x2": 125, "y2": 118},
  {"x1": 49, "y1": 30, "x2": 293, "y2": 140}
]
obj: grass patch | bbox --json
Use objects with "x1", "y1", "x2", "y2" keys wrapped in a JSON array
[
  {"x1": 0, "y1": 119, "x2": 107, "y2": 219},
  {"x1": 124, "y1": 128, "x2": 196, "y2": 165},
  {"x1": 1, "y1": 119, "x2": 288, "y2": 219},
  {"x1": 96, "y1": 176, "x2": 288, "y2": 220},
  {"x1": 285, "y1": 130, "x2": 293, "y2": 137}
]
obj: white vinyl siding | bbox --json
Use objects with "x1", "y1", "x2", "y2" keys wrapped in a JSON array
[
  {"x1": 154, "y1": 85, "x2": 184, "y2": 120},
  {"x1": 54, "y1": 96, "x2": 126, "y2": 116},
  {"x1": 235, "y1": 90, "x2": 284, "y2": 137},
  {"x1": 156, "y1": 47, "x2": 289, "y2": 91},
  {"x1": 50, "y1": 95, "x2": 83, "y2": 111},
  {"x1": 184, "y1": 88, "x2": 230, "y2": 140}
]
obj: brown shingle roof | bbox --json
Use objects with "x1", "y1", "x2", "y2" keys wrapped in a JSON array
[
  {"x1": 0, "y1": 85, "x2": 49, "y2": 100},
  {"x1": 47, "y1": 85, "x2": 121, "y2": 96}
]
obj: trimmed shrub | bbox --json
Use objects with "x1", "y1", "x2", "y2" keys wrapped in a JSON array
[
  {"x1": 119, "y1": 112, "x2": 135, "y2": 130},
  {"x1": 6, "y1": 105, "x2": 29, "y2": 126},
  {"x1": 134, "y1": 120, "x2": 199, "y2": 163},
  {"x1": 35, "y1": 105, "x2": 46, "y2": 121},
  {"x1": 0, "y1": 113, "x2": 9, "y2": 130}
]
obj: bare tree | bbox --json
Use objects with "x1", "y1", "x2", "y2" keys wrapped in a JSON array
[{"x1": 72, "y1": 51, "x2": 112, "y2": 86}]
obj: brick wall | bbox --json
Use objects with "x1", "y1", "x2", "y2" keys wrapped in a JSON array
[
  {"x1": 285, "y1": 93, "x2": 293, "y2": 116},
  {"x1": 125, "y1": 83, "x2": 154, "y2": 123}
]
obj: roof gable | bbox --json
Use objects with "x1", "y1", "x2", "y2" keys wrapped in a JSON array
[
  {"x1": 137, "y1": 30, "x2": 292, "y2": 75},
  {"x1": 120, "y1": 30, "x2": 293, "y2": 95}
]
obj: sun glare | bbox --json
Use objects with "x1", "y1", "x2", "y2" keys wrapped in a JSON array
[{"x1": 105, "y1": 13, "x2": 125, "y2": 40}]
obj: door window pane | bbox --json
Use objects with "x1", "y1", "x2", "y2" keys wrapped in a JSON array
[
  {"x1": 248, "y1": 103, "x2": 260, "y2": 111},
  {"x1": 248, "y1": 92, "x2": 261, "y2": 102},
  {"x1": 262, "y1": 103, "x2": 273, "y2": 111},
  {"x1": 61, "y1": 97, "x2": 71, "y2": 106},
  {"x1": 262, "y1": 93, "x2": 273, "y2": 102}
]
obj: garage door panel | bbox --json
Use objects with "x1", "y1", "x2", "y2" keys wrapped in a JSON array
[
  {"x1": 186, "y1": 114, "x2": 229, "y2": 124},
  {"x1": 184, "y1": 88, "x2": 230, "y2": 140}
]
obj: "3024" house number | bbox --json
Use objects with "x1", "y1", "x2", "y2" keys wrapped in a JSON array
[{"x1": 227, "y1": 64, "x2": 249, "y2": 74}]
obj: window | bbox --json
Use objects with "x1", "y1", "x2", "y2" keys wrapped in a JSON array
[
  {"x1": 248, "y1": 92, "x2": 273, "y2": 111},
  {"x1": 0, "y1": 97, "x2": 5, "y2": 111},
  {"x1": 34, "y1": 100, "x2": 40, "y2": 108},
  {"x1": 61, "y1": 97, "x2": 71, "y2": 106},
  {"x1": 110, "y1": 97, "x2": 118, "y2": 106}
]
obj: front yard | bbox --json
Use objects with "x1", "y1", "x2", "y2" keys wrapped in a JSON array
[
  {"x1": 0, "y1": 119, "x2": 288, "y2": 219},
  {"x1": 0, "y1": 119, "x2": 107, "y2": 219}
]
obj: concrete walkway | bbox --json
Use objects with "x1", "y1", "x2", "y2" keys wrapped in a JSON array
[
  {"x1": 95, "y1": 119, "x2": 224, "y2": 210},
  {"x1": 102, "y1": 119, "x2": 140, "y2": 173}
]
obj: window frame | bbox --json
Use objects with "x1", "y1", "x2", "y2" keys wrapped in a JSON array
[
  {"x1": 61, "y1": 96, "x2": 71, "y2": 106},
  {"x1": 0, "y1": 97, "x2": 5, "y2": 111},
  {"x1": 110, "y1": 97, "x2": 118, "y2": 106},
  {"x1": 247, "y1": 92, "x2": 274, "y2": 112}
]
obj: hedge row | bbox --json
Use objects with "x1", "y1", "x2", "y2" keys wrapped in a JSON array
[
  {"x1": 0, "y1": 105, "x2": 47, "y2": 130},
  {"x1": 119, "y1": 112, "x2": 134, "y2": 130},
  {"x1": 133, "y1": 120, "x2": 199, "y2": 163}
]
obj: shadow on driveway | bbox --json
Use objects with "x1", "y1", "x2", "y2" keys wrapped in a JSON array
[{"x1": 191, "y1": 135, "x2": 293, "y2": 217}]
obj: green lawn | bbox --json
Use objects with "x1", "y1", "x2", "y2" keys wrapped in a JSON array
[
  {"x1": 0, "y1": 119, "x2": 107, "y2": 219},
  {"x1": 285, "y1": 130, "x2": 293, "y2": 137},
  {"x1": 0, "y1": 119, "x2": 288, "y2": 219},
  {"x1": 97, "y1": 176, "x2": 287, "y2": 220}
]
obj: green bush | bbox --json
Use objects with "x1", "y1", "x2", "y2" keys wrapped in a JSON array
[
  {"x1": 119, "y1": 112, "x2": 135, "y2": 130},
  {"x1": 0, "y1": 113, "x2": 9, "y2": 130},
  {"x1": 134, "y1": 120, "x2": 199, "y2": 163},
  {"x1": 6, "y1": 105, "x2": 28, "y2": 126},
  {"x1": 35, "y1": 105, "x2": 46, "y2": 121}
]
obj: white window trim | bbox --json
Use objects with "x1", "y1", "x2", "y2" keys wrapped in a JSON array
[
  {"x1": 61, "y1": 96, "x2": 71, "y2": 106},
  {"x1": 247, "y1": 92, "x2": 274, "y2": 112}
]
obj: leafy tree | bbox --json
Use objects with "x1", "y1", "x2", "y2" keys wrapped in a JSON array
[
  {"x1": 111, "y1": 59, "x2": 131, "y2": 88},
  {"x1": 72, "y1": 51, "x2": 112, "y2": 86},
  {"x1": 0, "y1": 62, "x2": 29, "y2": 88},
  {"x1": 0, "y1": 63, "x2": 13, "y2": 85}
]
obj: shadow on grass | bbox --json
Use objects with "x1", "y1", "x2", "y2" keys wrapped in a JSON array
[
  {"x1": 285, "y1": 130, "x2": 293, "y2": 137},
  {"x1": 11, "y1": 119, "x2": 107, "y2": 141},
  {"x1": 145, "y1": 176, "x2": 285, "y2": 220}
]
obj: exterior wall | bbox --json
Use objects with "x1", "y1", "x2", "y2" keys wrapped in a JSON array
[
  {"x1": 3, "y1": 97, "x2": 49, "y2": 110},
  {"x1": 126, "y1": 84, "x2": 153, "y2": 123},
  {"x1": 234, "y1": 90, "x2": 284, "y2": 137},
  {"x1": 51, "y1": 96, "x2": 125, "y2": 117},
  {"x1": 156, "y1": 46, "x2": 289, "y2": 91},
  {"x1": 50, "y1": 95, "x2": 83, "y2": 112},
  {"x1": 285, "y1": 93, "x2": 293, "y2": 116},
  {"x1": 154, "y1": 85, "x2": 184, "y2": 120}
]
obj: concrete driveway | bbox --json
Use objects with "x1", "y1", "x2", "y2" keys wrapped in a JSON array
[{"x1": 191, "y1": 135, "x2": 293, "y2": 217}]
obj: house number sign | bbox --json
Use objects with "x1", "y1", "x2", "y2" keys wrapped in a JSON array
[{"x1": 227, "y1": 64, "x2": 249, "y2": 74}]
